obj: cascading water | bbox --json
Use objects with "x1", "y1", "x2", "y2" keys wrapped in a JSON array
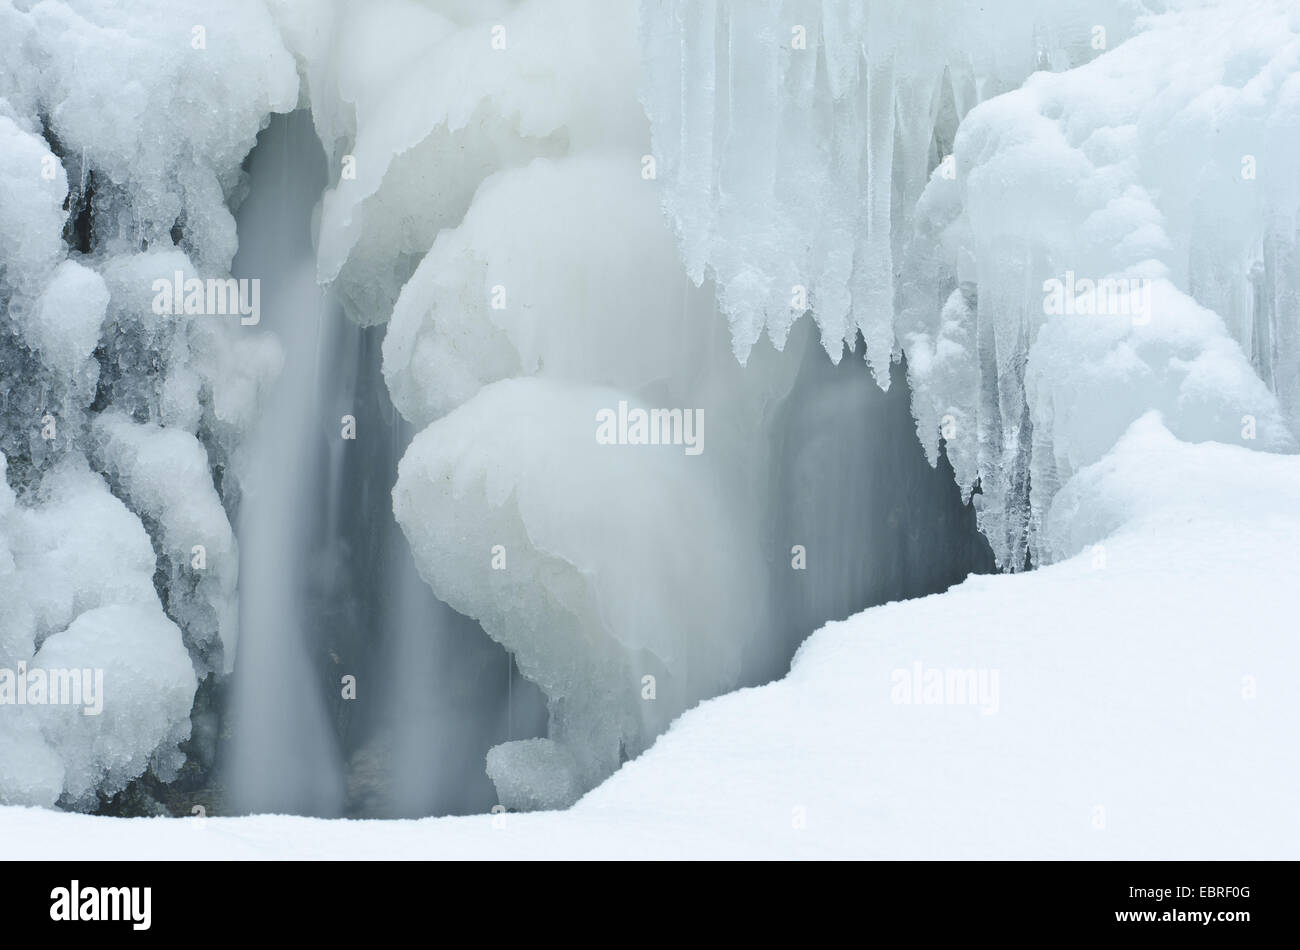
[
  {"x1": 224, "y1": 112, "x2": 546, "y2": 819},
  {"x1": 225, "y1": 110, "x2": 346, "y2": 817},
  {"x1": 768, "y1": 324, "x2": 996, "y2": 662},
  {"x1": 322, "y1": 325, "x2": 547, "y2": 819}
]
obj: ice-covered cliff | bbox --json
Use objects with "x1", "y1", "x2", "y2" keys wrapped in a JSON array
[{"x1": 642, "y1": 0, "x2": 1300, "y2": 567}]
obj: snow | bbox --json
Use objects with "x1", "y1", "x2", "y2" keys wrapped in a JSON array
[{"x1": 4, "y1": 414, "x2": 1295, "y2": 856}]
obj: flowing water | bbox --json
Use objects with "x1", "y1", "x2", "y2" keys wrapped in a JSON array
[{"x1": 225, "y1": 111, "x2": 545, "y2": 819}]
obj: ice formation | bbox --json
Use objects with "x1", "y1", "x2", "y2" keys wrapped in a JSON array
[
  {"x1": 392, "y1": 374, "x2": 776, "y2": 804},
  {"x1": 903, "y1": 0, "x2": 1300, "y2": 566},
  {"x1": 639, "y1": 0, "x2": 1144, "y2": 375},
  {"x1": 264, "y1": 0, "x2": 989, "y2": 808},
  {"x1": 92, "y1": 410, "x2": 238, "y2": 671},
  {"x1": 642, "y1": 0, "x2": 1300, "y2": 567},
  {"x1": 0, "y1": 0, "x2": 296, "y2": 807},
  {"x1": 266, "y1": 0, "x2": 707, "y2": 805},
  {"x1": 271, "y1": 0, "x2": 644, "y2": 328},
  {"x1": 382, "y1": 153, "x2": 696, "y2": 426},
  {"x1": 0, "y1": 456, "x2": 195, "y2": 807}
]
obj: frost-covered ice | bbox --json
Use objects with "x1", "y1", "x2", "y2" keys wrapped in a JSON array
[
  {"x1": 639, "y1": 0, "x2": 1143, "y2": 374},
  {"x1": 900, "y1": 0, "x2": 1300, "y2": 567},
  {"x1": 272, "y1": 0, "x2": 644, "y2": 327},
  {"x1": 642, "y1": 0, "x2": 1300, "y2": 569},
  {"x1": 0, "y1": 0, "x2": 297, "y2": 270},
  {"x1": 393, "y1": 374, "x2": 778, "y2": 805},
  {"x1": 0, "y1": 457, "x2": 196, "y2": 808},
  {"x1": 21, "y1": 261, "x2": 107, "y2": 399},
  {"x1": 382, "y1": 153, "x2": 695, "y2": 426},
  {"x1": 0, "y1": 0, "x2": 295, "y2": 808},
  {"x1": 92, "y1": 411, "x2": 238, "y2": 671}
]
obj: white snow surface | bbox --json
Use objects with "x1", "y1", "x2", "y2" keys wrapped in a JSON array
[{"x1": 2, "y1": 416, "x2": 1295, "y2": 857}]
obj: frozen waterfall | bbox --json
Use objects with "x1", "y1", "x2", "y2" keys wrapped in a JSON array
[{"x1": 2, "y1": 0, "x2": 1292, "y2": 828}]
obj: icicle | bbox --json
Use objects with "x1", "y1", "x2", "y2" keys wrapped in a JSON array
[{"x1": 853, "y1": 56, "x2": 898, "y2": 389}]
